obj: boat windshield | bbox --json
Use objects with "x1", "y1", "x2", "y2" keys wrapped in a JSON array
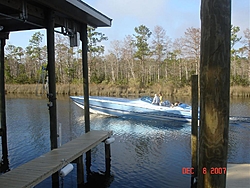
[
  {"x1": 141, "y1": 96, "x2": 153, "y2": 103},
  {"x1": 141, "y1": 96, "x2": 172, "y2": 107},
  {"x1": 161, "y1": 100, "x2": 171, "y2": 107}
]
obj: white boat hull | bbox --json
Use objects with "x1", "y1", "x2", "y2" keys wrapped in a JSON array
[{"x1": 70, "y1": 96, "x2": 194, "y2": 122}]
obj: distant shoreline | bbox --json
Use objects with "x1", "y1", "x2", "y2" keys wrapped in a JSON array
[{"x1": 4, "y1": 84, "x2": 250, "y2": 98}]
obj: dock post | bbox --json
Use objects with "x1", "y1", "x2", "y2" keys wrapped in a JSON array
[
  {"x1": 0, "y1": 33, "x2": 9, "y2": 173},
  {"x1": 198, "y1": 0, "x2": 231, "y2": 187},
  {"x1": 81, "y1": 24, "x2": 91, "y2": 175},
  {"x1": 77, "y1": 155, "x2": 84, "y2": 187},
  {"x1": 191, "y1": 75, "x2": 198, "y2": 187},
  {"x1": 46, "y1": 10, "x2": 59, "y2": 187},
  {"x1": 105, "y1": 143, "x2": 111, "y2": 176},
  {"x1": 81, "y1": 25, "x2": 90, "y2": 133}
]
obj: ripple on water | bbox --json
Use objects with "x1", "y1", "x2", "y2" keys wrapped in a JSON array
[
  {"x1": 76, "y1": 116, "x2": 192, "y2": 187},
  {"x1": 4, "y1": 97, "x2": 249, "y2": 188}
]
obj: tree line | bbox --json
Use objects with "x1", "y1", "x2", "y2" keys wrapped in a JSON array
[{"x1": 4, "y1": 25, "x2": 250, "y2": 88}]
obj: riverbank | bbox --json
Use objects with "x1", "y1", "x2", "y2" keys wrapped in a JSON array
[{"x1": 4, "y1": 84, "x2": 250, "y2": 97}]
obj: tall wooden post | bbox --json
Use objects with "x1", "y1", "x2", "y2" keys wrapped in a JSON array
[
  {"x1": 105, "y1": 143, "x2": 111, "y2": 176},
  {"x1": 47, "y1": 10, "x2": 59, "y2": 187},
  {"x1": 81, "y1": 24, "x2": 91, "y2": 174},
  {"x1": 76, "y1": 155, "x2": 84, "y2": 187},
  {"x1": 198, "y1": 1, "x2": 231, "y2": 188},
  {"x1": 81, "y1": 26, "x2": 90, "y2": 133},
  {"x1": 191, "y1": 75, "x2": 198, "y2": 187},
  {"x1": 0, "y1": 33, "x2": 9, "y2": 173}
]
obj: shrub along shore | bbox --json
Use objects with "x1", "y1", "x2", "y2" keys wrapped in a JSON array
[{"x1": 4, "y1": 84, "x2": 250, "y2": 98}]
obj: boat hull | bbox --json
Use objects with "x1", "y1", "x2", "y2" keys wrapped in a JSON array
[{"x1": 70, "y1": 96, "x2": 193, "y2": 122}]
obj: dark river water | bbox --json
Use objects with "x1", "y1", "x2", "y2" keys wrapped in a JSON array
[{"x1": 2, "y1": 94, "x2": 250, "y2": 188}]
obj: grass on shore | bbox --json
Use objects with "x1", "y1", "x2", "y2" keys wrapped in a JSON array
[{"x1": 4, "y1": 84, "x2": 250, "y2": 98}]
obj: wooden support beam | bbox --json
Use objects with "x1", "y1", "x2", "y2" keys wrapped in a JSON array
[
  {"x1": 191, "y1": 75, "x2": 198, "y2": 187},
  {"x1": 81, "y1": 23, "x2": 92, "y2": 175},
  {"x1": 47, "y1": 10, "x2": 58, "y2": 151},
  {"x1": 0, "y1": 35, "x2": 9, "y2": 173},
  {"x1": 46, "y1": 10, "x2": 59, "y2": 188},
  {"x1": 0, "y1": 0, "x2": 45, "y2": 19},
  {"x1": 81, "y1": 23, "x2": 90, "y2": 133},
  {"x1": 105, "y1": 143, "x2": 111, "y2": 176},
  {"x1": 198, "y1": 1, "x2": 231, "y2": 187},
  {"x1": 76, "y1": 155, "x2": 84, "y2": 187}
]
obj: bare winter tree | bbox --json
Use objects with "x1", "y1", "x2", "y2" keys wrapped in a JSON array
[
  {"x1": 241, "y1": 28, "x2": 250, "y2": 84},
  {"x1": 172, "y1": 38, "x2": 185, "y2": 81},
  {"x1": 55, "y1": 33, "x2": 70, "y2": 84},
  {"x1": 109, "y1": 40, "x2": 123, "y2": 82},
  {"x1": 122, "y1": 35, "x2": 137, "y2": 81},
  {"x1": 182, "y1": 27, "x2": 201, "y2": 75},
  {"x1": 151, "y1": 25, "x2": 171, "y2": 82}
]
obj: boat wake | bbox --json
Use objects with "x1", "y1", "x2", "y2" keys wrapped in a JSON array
[
  {"x1": 229, "y1": 116, "x2": 250, "y2": 124},
  {"x1": 70, "y1": 96, "x2": 250, "y2": 125}
]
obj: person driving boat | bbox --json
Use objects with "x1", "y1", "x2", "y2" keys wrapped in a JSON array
[{"x1": 152, "y1": 94, "x2": 160, "y2": 105}]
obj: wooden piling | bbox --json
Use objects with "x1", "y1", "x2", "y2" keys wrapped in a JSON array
[
  {"x1": 0, "y1": 34, "x2": 9, "y2": 173},
  {"x1": 198, "y1": 0, "x2": 231, "y2": 187},
  {"x1": 46, "y1": 10, "x2": 59, "y2": 187},
  {"x1": 81, "y1": 24, "x2": 90, "y2": 133},
  {"x1": 76, "y1": 155, "x2": 84, "y2": 187},
  {"x1": 105, "y1": 143, "x2": 111, "y2": 176},
  {"x1": 191, "y1": 75, "x2": 198, "y2": 187},
  {"x1": 81, "y1": 24, "x2": 92, "y2": 174}
]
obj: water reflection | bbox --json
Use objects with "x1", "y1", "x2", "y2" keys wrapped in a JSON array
[
  {"x1": 84, "y1": 172, "x2": 114, "y2": 188},
  {"x1": 1, "y1": 94, "x2": 250, "y2": 188},
  {"x1": 228, "y1": 123, "x2": 250, "y2": 163}
]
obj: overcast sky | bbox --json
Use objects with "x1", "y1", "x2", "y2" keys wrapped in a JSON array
[{"x1": 7, "y1": 0, "x2": 250, "y2": 50}]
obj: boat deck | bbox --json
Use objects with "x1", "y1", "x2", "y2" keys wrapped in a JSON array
[{"x1": 0, "y1": 130, "x2": 112, "y2": 188}]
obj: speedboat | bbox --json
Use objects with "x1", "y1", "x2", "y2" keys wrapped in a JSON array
[{"x1": 70, "y1": 96, "x2": 195, "y2": 122}]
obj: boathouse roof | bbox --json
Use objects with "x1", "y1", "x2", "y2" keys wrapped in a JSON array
[{"x1": 0, "y1": 0, "x2": 112, "y2": 32}]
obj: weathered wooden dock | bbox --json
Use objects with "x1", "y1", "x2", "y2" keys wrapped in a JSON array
[
  {"x1": 227, "y1": 163, "x2": 250, "y2": 188},
  {"x1": 0, "y1": 130, "x2": 112, "y2": 188}
]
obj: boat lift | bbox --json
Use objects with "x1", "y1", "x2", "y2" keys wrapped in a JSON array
[{"x1": 0, "y1": 1, "x2": 112, "y2": 187}]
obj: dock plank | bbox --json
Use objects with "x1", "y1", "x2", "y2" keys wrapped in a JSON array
[
  {"x1": 0, "y1": 130, "x2": 112, "y2": 188},
  {"x1": 227, "y1": 163, "x2": 250, "y2": 188}
]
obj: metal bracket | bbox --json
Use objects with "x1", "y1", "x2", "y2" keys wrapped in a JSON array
[
  {"x1": 20, "y1": 0, "x2": 28, "y2": 22},
  {"x1": 47, "y1": 93, "x2": 54, "y2": 109}
]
